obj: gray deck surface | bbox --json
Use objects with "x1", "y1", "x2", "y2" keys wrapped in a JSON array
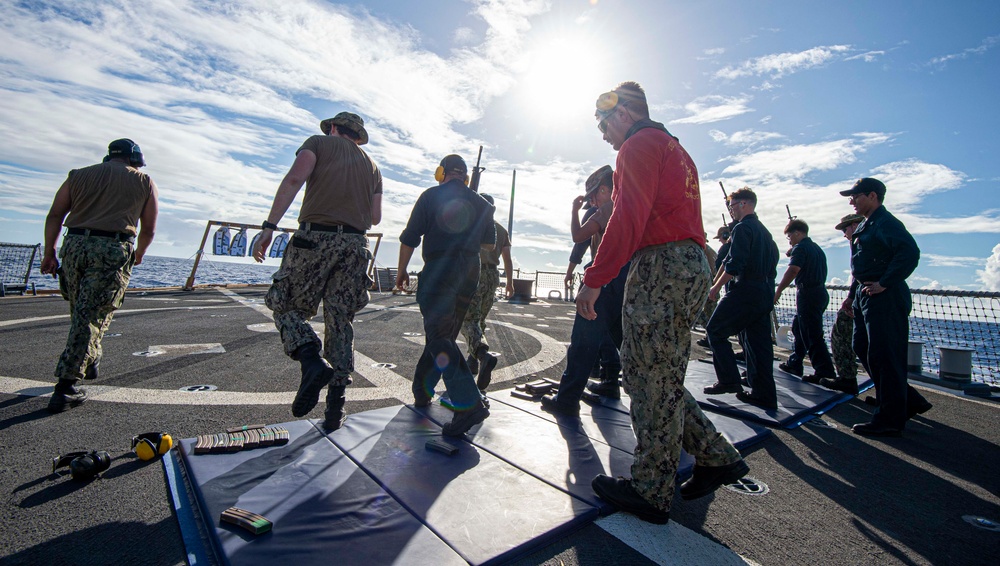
[{"x1": 1, "y1": 288, "x2": 998, "y2": 565}]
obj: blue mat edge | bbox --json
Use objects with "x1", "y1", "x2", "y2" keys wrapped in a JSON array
[{"x1": 163, "y1": 451, "x2": 221, "y2": 566}]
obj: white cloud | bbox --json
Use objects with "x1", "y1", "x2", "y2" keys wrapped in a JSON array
[
  {"x1": 921, "y1": 254, "x2": 985, "y2": 268},
  {"x1": 720, "y1": 133, "x2": 890, "y2": 183},
  {"x1": 929, "y1": 35, "x2": 1000, "y2": 68},
  {"x1": 670, "y1": 95, "x2": 754, "y2": 125},
  {"x1": 845, "y1": 50, "x2": 884, "y2": 63},
  {"x1": 715, "y1": 45, "x2": 850, "y2": 80},
  {"x1": 977, "y1": 244, "x2": 1000, "y2": 291},
  {"x1": 708, "y1": 129, "x2": 784, "y2": 147}
]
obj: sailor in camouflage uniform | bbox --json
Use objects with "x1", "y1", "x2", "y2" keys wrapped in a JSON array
[
  {"x1": 253, "y1": 112, "x2": 382, "y2": 431},
  {"x1": 818, "y1": 213, "x2": 865, "y2": 395},
  {"x1": 41, "y1": 139, "x2": 159, "y2": 413},
  {"x1": 461, "y1": 194, "x2": 514, "y2": 391},
  {"x1": 579, "y1": 82, "x2": 746, "y2": 524}
]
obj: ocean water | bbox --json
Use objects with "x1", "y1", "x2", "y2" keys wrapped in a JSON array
[{"x1": 21, "y1": 255, "x2": 279, "y2": 291}]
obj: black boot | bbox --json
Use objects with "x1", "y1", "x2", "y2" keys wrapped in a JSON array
[
  {"x1": 476, "y1": 345, "x2": 497, "y2": 392},
  {"x1": 323, "y1": 385, "x2": 348, "y2": 431},
  {"x1": 48, "y1": 379, "x2": 87, "y2": 413},
  {"x1": 84, "y1": 355, "x2": 100, "y2": 381},
  {"x1": 291, "y1": 343, "x2": 333, "y2": 418}
]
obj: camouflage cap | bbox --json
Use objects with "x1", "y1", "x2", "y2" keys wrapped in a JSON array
[
  {"x1": 585, "y1": 165, "x2": 613, "y2": 198},
  {"x1": 320, "y1": 112, "x2": 369, "y2": 145},
  {"x1": 835, "y1": 213, "x2": 865, "y2": 231}
]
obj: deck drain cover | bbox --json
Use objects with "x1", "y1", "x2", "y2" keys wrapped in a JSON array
[
  {"x1": 807, "y1": 417, "x2": 836, "y2": 429},
  {"x1": 179, "y1": 384, "x2": 218, "y2": 392},
  {"x1": 963, "y1": 515, "x2": 1000, "y2": 532},
  {"x1": 724, "y1": 477, "x2": 769, "y2": 496},
  {"x1": 371, "y1": 362, "x2": 397, "y2": 369}
]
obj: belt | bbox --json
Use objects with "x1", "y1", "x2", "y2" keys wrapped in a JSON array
[
  {"x1": 67, "y1": 227, "x2": 134, "y2": 242},
  {"x1": 735, "y1": 274, "x2": 768, "y2": 283},
  {"x1": 299, "y1": 222, "x2": 364, "y2": 235}
]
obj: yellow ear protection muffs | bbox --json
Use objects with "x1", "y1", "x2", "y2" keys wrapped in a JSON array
[
  {"x1": 434, "y1": 154, "x2": 470, "y2": 185},
  {"x1": 52, "y1": 450, "x2": 112, "y2": 480},
  {"x1": 132, "y1": 432, "x2": 173, "y2": 461},
  {"x1": 104, "y1": 138, "x2": 146, "y2": 168}
]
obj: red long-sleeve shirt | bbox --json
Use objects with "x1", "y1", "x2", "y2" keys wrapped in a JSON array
[{"x1": 583, "y1": 127, "x2": 705, "y2": 288}]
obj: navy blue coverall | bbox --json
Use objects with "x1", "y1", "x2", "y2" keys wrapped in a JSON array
[{"x1": 786, "y1": 237, "x2": 836, "y2": 377}]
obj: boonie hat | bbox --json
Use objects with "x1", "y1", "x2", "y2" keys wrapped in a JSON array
[
  {"x1": 839, "y1": 177, "x2": 886, "y2": 197},
  {"x1": 320, "y1": 112, "x2": 369, "y2": 145},
  {"x1": 585, "y1": 165, "x2": 613, "y2": 199},
  {"x1": 835, "y1": 213, "x2": 865, "y2": 231},
  {"x1": 714, "y1": 226, "x2": 731, "y2": 240}
]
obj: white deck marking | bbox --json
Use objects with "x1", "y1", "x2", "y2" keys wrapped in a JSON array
[
  {"x1": 132, "y1": 343, "x2": 226, "y2": 357},
  {"x1": 596, "y1": 514, "x2": 758, "y2": 565},
  {"x1": 0, "y1": 304, "x2": 236, "y2": 328}
]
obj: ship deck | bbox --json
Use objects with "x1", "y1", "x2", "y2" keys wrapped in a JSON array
[{"x1": 1, "y1": 287, "x2": 998, "y2": 565}]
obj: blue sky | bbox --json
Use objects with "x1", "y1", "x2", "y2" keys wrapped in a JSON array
[{"x1": 1, "y1": 0, "x2": 998, "y2": 290}]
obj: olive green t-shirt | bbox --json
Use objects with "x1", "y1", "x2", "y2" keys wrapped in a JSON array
[
  {"x1": 297, "y1": 135, "x2": 383, "y2": 230},
  {"x1": 480, "y1": 221, "x2": 510, "y2": 267},
  {"x1": 63, "y1": 161, "x2": 153, "y2": 235}
]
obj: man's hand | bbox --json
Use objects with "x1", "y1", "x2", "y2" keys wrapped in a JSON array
[
  {"x1": 40, "y1": 253, "x2": 58, "y2": 277},
  {"x1": 564, "y1": 272, "x2": 575, "y2": 288},
  {"x1": 572, "y1": 195, "x2": 587, "y2": 212},
  {"x1": 576, "y1": 284, "x2": 601, "y2": 320},
  {"x1": 396, "y1": 271, "x2": 410, "y2": 291},
  {"x1": 252, "y1": 230, "x2": 273, "y2": 263},
  {"x1": 840, "y1": 297, "x2": 854, "y2": 318},
  {"x1": 504, "y1": 281, "x2": 514, "y2": 298},
  {"x1": 861, "y1": 281, "x2": 885, "y2": 296},
  {"x1": 773, "y1": 289, "x2": 782, "y2": 305},
  {"x1": 708, "y1": 283, "x2": 723, "y2": 302}
]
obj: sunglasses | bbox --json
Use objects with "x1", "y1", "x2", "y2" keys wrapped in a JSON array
[{"x1": 595, "y1": 91, "x2": 620, "y2": 133}]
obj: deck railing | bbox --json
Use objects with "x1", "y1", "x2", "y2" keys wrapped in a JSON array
[{"x1": 530, "y1": 271, "x2": 998, "y2": 386}]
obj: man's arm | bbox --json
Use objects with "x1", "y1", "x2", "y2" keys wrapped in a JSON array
[
  {"x1": 135, "y1": 179, "x2": 159, "y2": 265},
  {"x1": 371, "y1": 193, "x2": 382, "y2": 226},
  {"x1": 564, "y1": 261, "x2": 579, "y2": 288},
  {"x1": 774, "y1": 265, "x2": 800, "y2": 304},
  {"x1": 40, "y1": 178, "x2": 73, "y2": 276},
  {"x1": 396, "y1": 244, "x2": 415, "y2": 289},
  {"x1": 570, "y1": 196, "x2": 602, "y2": 243},
  {"x1": 253, "y1": 150, "x2": 316, "y2": 262},
  {"x1": 501, "y1": 246, "x2": 514, "y2": 297}
]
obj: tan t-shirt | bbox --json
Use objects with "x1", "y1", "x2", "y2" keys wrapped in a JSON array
[
  {"x1": 297, "y1": 135, "x2": 383, "y2": 230},
  {"x1": 62, "y1": 161, "x2": 153, "y2": 235},
  {"x1": 588, "y1": 200, "x2": 614, "y2": 260},
  {"x1": 480, "y1": 222, "x2": 511, "y2": 267}
]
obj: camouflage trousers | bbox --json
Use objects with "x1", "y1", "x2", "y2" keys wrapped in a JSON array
[
  {"x1": 621, "y1": 241, "x2": 742, "y2": 512},
  {"x1": 831, "y1": 309, "x2": 857, "y2": 380},
  {"x1": 55, "y1": 235, "x2": 134, "y2": 382},
  {"x1": 461, "y1": 265, "x2": 499, "y2": 355},
  {"x1": 698, "y1": 295, "x2": 718, "y2": 328},
  {"x1": 265, "y1": 231, "x2": 372, "y2": 386}
]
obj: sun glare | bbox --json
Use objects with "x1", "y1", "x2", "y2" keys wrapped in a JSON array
[{"x1": 518, "y1": 34, "x2": 611, "y2": 127}]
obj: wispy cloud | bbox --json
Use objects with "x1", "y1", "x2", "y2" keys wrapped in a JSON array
[
  {"x1": 715, "y1": 45, "x2": 850, "y2": 80},
  {"x1": 928, "y1": 35, "x2": 1000, "y2": 68},
  {"x1": 708, "y1": 129, "x2": 784, "y2": 147},
  {"x1": 670, "y1": 95, "x2": 753, "y2": 125},
  {"x1": 921, "y1": 254, "x2": 985, "y2": 268},
  {"x1": 845, "y1": 50, "x2": 884, "y2": 63}
]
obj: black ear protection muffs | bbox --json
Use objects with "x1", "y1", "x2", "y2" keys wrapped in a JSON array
[
  {"x1": 132, "y1": 432, "x2": 173, "y2": 461},
  {"x1": 103, "y1": 138, "x2": 146, "y2": 168},
  {"x1": 52, "y1": 451, "x2": 112, "y2": 481}
]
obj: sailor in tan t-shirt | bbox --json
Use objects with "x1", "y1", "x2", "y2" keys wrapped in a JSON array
[
  {"x1": 253, "y1": 111, "x2": 382, "y2": 431},
  {"x1": 40, "y1": 138, "x2": 159, "y2": 413}
]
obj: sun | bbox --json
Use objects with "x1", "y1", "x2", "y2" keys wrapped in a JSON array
[{"x1": 517, "y1": 33, "x2": 612, "y2": 127}]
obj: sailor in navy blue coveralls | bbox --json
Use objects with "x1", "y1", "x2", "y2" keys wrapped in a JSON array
[{"x1": 842, "y1": 178, "x2": 931, "y2": 436}]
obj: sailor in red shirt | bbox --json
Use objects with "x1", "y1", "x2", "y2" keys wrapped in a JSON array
[{"x1": 579, "y1": 82, "x2": 748, "y2": 524}]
